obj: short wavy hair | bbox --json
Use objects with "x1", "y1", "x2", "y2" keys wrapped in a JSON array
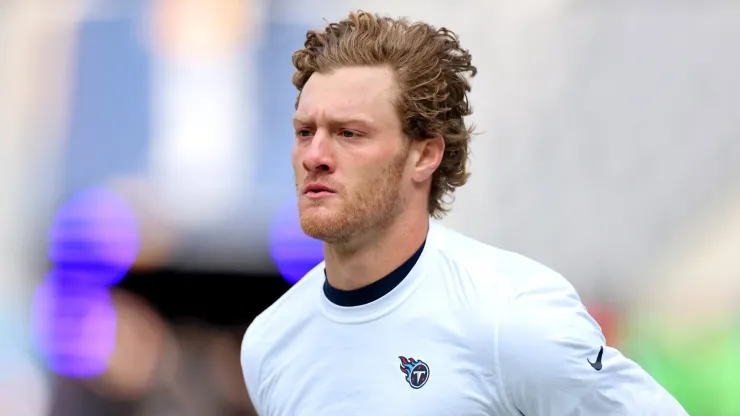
[{"x1": 291, "y1": 11, "x2": 477, "y2": 218}]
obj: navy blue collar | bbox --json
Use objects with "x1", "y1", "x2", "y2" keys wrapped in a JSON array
[{"x1": 323, "y1": 240, "x2": 426, "y2": 307}]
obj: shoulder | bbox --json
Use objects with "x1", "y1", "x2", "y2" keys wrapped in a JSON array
[
  {"x1": 240, "y1": 262, "x2": 325, "y2": 404},
  {"x1": 242, "y1": 261, "x2": 325, "y2": 352},
  {"x1": 428, "y1": 223, "x2": 587, "y2": 351},
  {"x1": 427, "y1": 222, "x2": 571, "y2": 303},
  {"x1": 427, "y1": 226, "x2": 688, "y2": 415}
]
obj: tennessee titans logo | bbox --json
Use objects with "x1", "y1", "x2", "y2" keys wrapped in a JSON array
[{"x1": 399, "y1": 356, "x2": 430, "y2": 389}]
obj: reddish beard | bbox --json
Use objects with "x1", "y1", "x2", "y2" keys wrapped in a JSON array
[{"x1": 297, "y1": 149, "x2": 408, "y2": 245}]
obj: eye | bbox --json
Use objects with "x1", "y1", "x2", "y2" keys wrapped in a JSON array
[
  {"x1": 296, "y1": 129, "x2": 313, "y2": 138},
  {"x1": 340, "y1": 130, "x2": 357, "y2": 138}
]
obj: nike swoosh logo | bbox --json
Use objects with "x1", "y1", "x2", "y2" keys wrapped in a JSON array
[{"x1": 588, "y1": 346, "x2": 604, "y2": 371}]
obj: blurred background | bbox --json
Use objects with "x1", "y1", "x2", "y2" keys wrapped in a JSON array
[{"x1": 1, "y1": 0, "x2": 739, "y2": 415}]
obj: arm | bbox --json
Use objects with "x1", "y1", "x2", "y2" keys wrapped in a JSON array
[{"x1": 497, "y1": 276, "x2": 687, "y2": 416}]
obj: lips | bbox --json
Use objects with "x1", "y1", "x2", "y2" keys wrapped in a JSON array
[{"x1": 302, "y1": 183, "x2": 336, "y2": 194}]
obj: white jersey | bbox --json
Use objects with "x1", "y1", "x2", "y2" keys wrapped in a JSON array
[{"x1": 241, "y1": 223, "x2": 686, "y2": 415}]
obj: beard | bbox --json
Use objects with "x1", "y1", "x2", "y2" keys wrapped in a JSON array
[{"x1": 297, "y1": 149, "x2": 408, "y2": 245}]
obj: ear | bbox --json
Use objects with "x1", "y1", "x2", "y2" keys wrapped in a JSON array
[{"x1": 411, "y1": 135, "x2": 445, "y2": 184}]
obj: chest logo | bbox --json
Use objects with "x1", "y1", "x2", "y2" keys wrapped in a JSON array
[{"x1": 399, "y1": 356, "x2": 430, "y2": 389}]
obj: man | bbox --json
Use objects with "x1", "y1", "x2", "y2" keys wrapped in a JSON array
[{"x1": 241, "y1": 11, "x2": 687, "y2": 415}]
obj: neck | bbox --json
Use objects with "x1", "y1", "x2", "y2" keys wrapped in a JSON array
[{"x1": 323, "y1": 211, "x2": 429, "y2": 291}]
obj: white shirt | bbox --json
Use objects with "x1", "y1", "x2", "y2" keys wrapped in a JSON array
[{"x1": 241, "y1": 223, "x2": 687, "y2": 415}]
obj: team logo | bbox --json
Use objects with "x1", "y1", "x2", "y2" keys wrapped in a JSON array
[{"x1": 399, "y1": 356, "x2": 430, "y2": 389}]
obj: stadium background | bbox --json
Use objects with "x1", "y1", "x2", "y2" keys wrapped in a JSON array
[{"x1": 1, "y1": 0, "x2": 739, "y2": 414}]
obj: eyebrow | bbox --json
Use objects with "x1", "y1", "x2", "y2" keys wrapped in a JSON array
[{"x1": 292, "y1": 114, "x2": 375, "y2": 128}]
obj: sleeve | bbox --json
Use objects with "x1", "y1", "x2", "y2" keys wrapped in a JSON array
[{"x1": 497, "y1": 276, "x2": 688, "y2": 416}]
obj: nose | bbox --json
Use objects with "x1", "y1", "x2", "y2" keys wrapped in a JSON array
[{"x1": 300, "y1": 132, "x2": 335, "y2": 173}]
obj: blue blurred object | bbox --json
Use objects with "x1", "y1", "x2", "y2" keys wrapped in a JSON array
[
  {"x1": 269, "y1": 198, "x2": 324, "y2": 285},
  {"x1": 48, "y1": 188, "x2": 140, "y2": 288},
  {"x1": 30, "y1": 281, "x2": 117, "y2": 379},
  {"x1": 62, "y1": 12, "x2": 151, "y2": 195}
]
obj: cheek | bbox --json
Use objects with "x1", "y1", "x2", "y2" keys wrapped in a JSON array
[
  {"x1": 291, "y1": 149, "x2": 302, "y2": 170},
  {"x1": 349, "y1": 166, "x2": 391, "y2": 190}
]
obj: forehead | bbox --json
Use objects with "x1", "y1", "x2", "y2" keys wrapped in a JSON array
[{"x1": 295, "y1": 66, "x2": 400, "y2": 125}]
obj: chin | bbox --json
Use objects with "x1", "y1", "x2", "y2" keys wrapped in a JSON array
[{"x1": 298, "y1": 210, "x2": 350, "y2": 244}]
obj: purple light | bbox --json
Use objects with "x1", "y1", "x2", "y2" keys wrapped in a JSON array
[
  {"x1": 48, "y1": 188, "x2": 140, "y2": 287},
  {"x1": 268, "y1": 199, "x2": 324, "y2": 285},
  {"x1": 30, "y1": 280, "x2": 117, "y2": 379}
]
